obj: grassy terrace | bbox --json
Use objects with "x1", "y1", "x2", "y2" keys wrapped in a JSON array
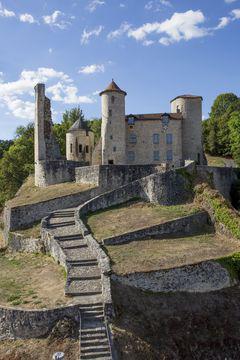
[
  {"x1": 106, "y1": 233, "x2": 240, "y2": 275},
  {"x1": 86, "y1": 200, "x2": 201, "y2": 241},
  {"x1": 0, "y1": 252, "x2": 70, "y2": 309},
  {"x1": 7, "y1": 175, "x2": 93, "y2": 207},
  {"x1": 206, "y1": 154, "x2": 235, "y2": 167}
]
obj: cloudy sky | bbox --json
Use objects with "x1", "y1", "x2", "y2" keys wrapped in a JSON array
[{"x1": 0, "y1": 0, "x2": 239, "y2": 139}]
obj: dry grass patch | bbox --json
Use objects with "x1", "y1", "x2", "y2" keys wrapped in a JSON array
[
  {"x1": 206, "y1": 154, "x2": 235, "y2": 167},
  {"x1": 16, "y1": 222, "x2": 41, "y2": 238},
  {"x1": 0, "y1": 252, "x2": 71, "y2": 309},
  {"x1": 7, "y1": 175, "x2": 94, "y2": 207},
  {"x1": 86, "y1": 200, "x2": 201, "y2": 241},
  {"x1": 0, "y1": 337, "x2": 79, "y2": 360},
  {"x1": 106, "y1": 233, "x2": 240, "y2": 275}
]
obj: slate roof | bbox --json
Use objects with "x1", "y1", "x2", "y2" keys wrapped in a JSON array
[
  {"x1": 100, "y1": 80, "x2": 127, "y2": 96},
  {"x1": 126, "y1": 113, "x2": 183, "y2": 121},
  {"x1": 68, "y1": 119, "x2": 87, "y2": 132}
]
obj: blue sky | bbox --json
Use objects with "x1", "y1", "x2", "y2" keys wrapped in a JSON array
[{"x1": 0, "y1": 0, "x2": 240, "y2": 139}]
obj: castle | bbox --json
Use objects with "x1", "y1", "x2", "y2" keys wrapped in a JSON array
[
  {"x1": 34, "y1": 81, "x2": 205, "y2": 187},
  {"x1": 66, "y1": 80, "x2": 205, "y2": 167}
]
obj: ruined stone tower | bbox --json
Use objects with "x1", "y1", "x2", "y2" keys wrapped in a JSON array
[
  {"x1": 34, "y1": 83, "x2": 61, "y2": 186},
  {"x1": 170, "y1": 95, "x2": 204, "y2": 164},
  {"x1": 100, "y1": 80, "x2": 127, "y2": 165}
]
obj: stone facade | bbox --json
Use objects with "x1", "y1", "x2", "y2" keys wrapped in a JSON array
[
  {"x1": 66, "y1": 119, "x2": 94, "y2": 163},
  {"x1": 99, "y1": 80, "x2": 205, "y2": 167}
]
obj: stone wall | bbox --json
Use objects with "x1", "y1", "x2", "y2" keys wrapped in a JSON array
[
  {"x1": 7, "y1": 232, "x2": 44, "y2": 253},
  {"x1": 35, "y1": 160, "x2": 84, "y2": 187},
  {"x1": 0, "y1": 304, "x2": 80, "y2": 340},
  {"x1": 75, "y1": 164, "x2": 164, "y2": 188},
  {"x1": 197, "y1": 165, "x2": 238, "y2": 200},
  {"x1": 103, "y1": 212, "x2": 210, "y2": 245},
  {"x1": 3, "y1": 186, "x2": 101, "y2": 234}
]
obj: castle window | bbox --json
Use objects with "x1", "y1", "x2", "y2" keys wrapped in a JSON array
[
  {"x1": 166, "y1": 134, "x2": 173, "y2": 145},
  {"x1": 111, "y1": 96, "x2": 115, "y2": 104},
  {"x1": 167, "y1": 150, "x2": 173, "y2": 161},
  {"x1": 128, "y1": 151, "x2": 135, "y2": 162},
  {"x1": 70, "y1": 144, "x2": 73, "y2": 153},
  {"x1": 128, "y1": 116, "x2": 135, "y2": 125},
  {"x1": 176, "y1": 105, "x2": 180, "y2": 113},
  {"x1": 109, "y1": 109, "x2": 112, "y2": 117},
  {"x1": 79, "y1": 144, "x2": 82, "y2": 153},
  {"x1": 86, "y1": 145, "x2": 89, "y2": 154},
  {"x1": 110, "y1": 135, "x2": 113, "y2": 140},
  {"x1": 153, "y1": 150, "x2": 160, "y2": 161},
  {"x1": 113, "y1": 146, "x2": 117, "y2": 152},
  {"x1": 153, "y1": 134, "x2": 160, "y2": 144},
  {"x1": 129, "y1": 133, "x2": 137, "y2": 144}
]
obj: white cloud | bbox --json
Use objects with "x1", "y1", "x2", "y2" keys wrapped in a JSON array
[
  {"x1": 128, "y1": 10, "x2": 208, "y2": 45},
  {"x1": 79, "y1": 64, "x2": 105, "y2": 74},
  {"x1": 0, "y1": 2, "x2": 15, "y2": 17},
  {"x1": 108, "y1": 22, "x2": 131, "y2": 39},
  {"x1": 143, "y1": 39, "x2": 155, "y2": 46},
  {"x1": 145, "y1": 0, "x2": 172, "y2": 11},
  {"x1": 215, "y1": 16, "x2": 230, "y2": 29},
  {"x1": 19, "y1": 13, "x2": 37, "y2": 24},
  {"x1": 87, "y1": 0, "x2": 105, "y2": 12},
  {"x1": 81, "y1": 25, "x2": 104, "y2": 44},
  {"x1": 120, "y1": 3, "x2": 126, "y2": 8},
  {"x1": 232, "y1": 8, "x2": 240, "y2": 19},
  {"x1": 48, "y1": 48, "x2": 53, "y2": 54},
  {"x1": 0, "y1": 67, "x2": 94, "y2": 120},
  {"x1": 43, "y1": 10, "x2": 72, "y2": 29},
  {"x1": 225, "y1": 0, "x2": 238, "y2": 3}
]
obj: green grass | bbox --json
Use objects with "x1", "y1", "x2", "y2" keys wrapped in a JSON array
[
  {"x1": 86, "y1": 200, "x2": 201, "y2": 241},
  {"x1": 218, "y1": 253, "x2": 240, "y2": 280}
]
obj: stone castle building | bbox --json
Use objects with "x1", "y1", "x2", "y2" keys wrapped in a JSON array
[
  {"x1": 34, "y1": 81, "x2": 205, "y2": 187},
  {"x1": 99, "y1": 80, "x2": 204, "y2": 167}
]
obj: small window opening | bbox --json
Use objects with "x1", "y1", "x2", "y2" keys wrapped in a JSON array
[
  {"x1": 111, "y1": 96, "x2": 115, "y2": 104},
  {"x1": 79, "y1": 144, "x2": 82, "y2": 153},
  {"x1": 109, "y1": 109, "x2": 112, "y2": 117},
  {"x1": 108, "y1": 160, "x2": 114, "y2": 165},
  {"x1": 86, "y1": 145, "x2": 89, "y2": 154},
  {"x1": 70, "y1": 144, "x2": 73, "y2": 153}
]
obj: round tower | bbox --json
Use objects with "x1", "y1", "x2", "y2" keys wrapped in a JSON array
[
  {"x1": 100, "y1": 80, "x2": 127, "y2": 165},
  {"x1": 170, "y1": 95, "x2": 204, "y2": 164}
]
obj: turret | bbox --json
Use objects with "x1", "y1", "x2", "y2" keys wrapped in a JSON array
[
  {"x1": 170, "y1": 95, "x2": 204, "y2": 164},
  {"x1": 100, "y1": 80, "x2": 127, "y2": 165}
]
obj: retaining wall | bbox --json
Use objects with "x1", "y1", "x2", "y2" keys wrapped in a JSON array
[
  {"x1": 103, "y1": 212, "x2": 210, "y2": 245},
  {"x1": 8, "y1": 232, "x2": 44, "y2": 253},
  {"x1": 196, "y1": 165, "x2": 239, "y2": 200},
  {"x1": 75, "y1": 164, "x2": 164, "y2": 188},
  {"x1": 35, "y1": 160, "x2": 85, "y2": 187},
  {"x1": 0, "y1": 304, "x2": 80, "y2": 340}
]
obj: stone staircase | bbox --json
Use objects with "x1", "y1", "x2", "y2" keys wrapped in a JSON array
[{"x1": 46, "y1": 208, "x2": 113, "y2": 359}]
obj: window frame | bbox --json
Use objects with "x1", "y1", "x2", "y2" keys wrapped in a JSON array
[
  {"x1": 166, "y1": 133, "x2": 173, "y2": 145},
  {"x1": 153, "y1": 133, "x2": 160, "y2": 144},
  {"x1": 153, "y1": 150, "x2": 160, "y2": 161}
]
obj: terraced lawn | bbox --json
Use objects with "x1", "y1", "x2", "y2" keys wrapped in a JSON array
[
  {"x1": 86, "y1": 200, "x2": 201, "y2": 241},
  {"x1": 106, "y1": 233, "x2": 240, "y2": 275},
  {"x1": 0, "y1": 252, "x2": 70, "y2": 308}
]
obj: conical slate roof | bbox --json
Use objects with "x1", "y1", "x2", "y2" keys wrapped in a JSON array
[
  {"x1": 99, "y1": 80, "x2": 127, "y2": 96},
  {"x1": 68, "y1": 118, "x2": 86, "y2": 132}
]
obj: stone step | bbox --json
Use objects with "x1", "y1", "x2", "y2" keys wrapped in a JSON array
[
  {"x1": 68, "y1": 265, "x2": 100, "y2": 279},
  {"x1": 70, "y1": 294, "x2": 103, "y2": 305},
  {"x1": 66, "y1": 290, "x2": 102, "y2": 297},
  {"x1": 56, "y1": 234, "x2": 83, "y2": 241},
  {"x1": 81, "y1": 327, "x2": 106, "y2": 334},
  {"x1": 52, "y1": 211, "x2": 75, "y2": 217},
  {"x1": 80, "y1": 350, "x2": 111, "y2": 359},
  {"x1": 81, "y1": 346, "x2": 110, "y2": 354},
  {"x1": 81, "y1": 338, "x2": 109, "y2": 347},
  {"x1": 69, "y1": 275, "x2": 101, "y2": 281},
  {"x1": 67, "y1": 259, "x2": 98, "y2": 267},
  {"x1": 48, "y1": 220, "x2": 76, "y2": 228},
  {"x1": 64, "y1": 248, "x2": 95, "y2": 261},
  {"x1": 61, "y1": 243, "x2": 88, "y2": 250},
  {"x1": 81, "y1": 305, "x2": 103, "y2": 312},
  {"x1": 66, "y1": 279, "x2": 102, "y2": 295},
  {"x1": 81, "y1": 334, "x2": 107, "y2": 341}
]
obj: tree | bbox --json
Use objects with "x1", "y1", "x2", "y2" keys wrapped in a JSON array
[
  {"x1": 53, "y1": 107, "x2": 85, "y2": 155},
  {"x1": 229, "y1": 112, "x2": 240, "y2": 167},
  {"x1": 0, "y1": 140, "x2": 13, "y2": 159},
  {"x1": 86, "y1": 118, "x2": 102, "y2": 144},
  {"x1": 0, "y1": 123, "x2": 34, "y2": 209}
]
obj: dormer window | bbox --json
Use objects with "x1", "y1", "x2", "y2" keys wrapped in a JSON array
[{"x1": 128, "y1": 116, "x2": 135, "y2": 125}]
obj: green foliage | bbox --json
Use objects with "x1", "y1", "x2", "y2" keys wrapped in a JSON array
[
  {"x1": 218, "y1": 253, "x2": 240, "y2": 280},
  {"x1": 0, "y1": 140, "x2": 13, "y2": 159},
  {"x1": 86, "y1": 118, "x2": 102, "y2": 144},
  {"x1": 195, "y1": 185, "x2": 240, "y2": 239},
  {"x1": 229, "y1": 112, "x2": 240, "y2": 167},
  {"x1": 0, "y1": 123, "x2": 34, "y2": 210},
  {"x1": 203, "y1": 93, "x2": 240, "y2": 158},
  {"x1": 53, "y1": 107, "x2": 85, "y2": 155}
]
